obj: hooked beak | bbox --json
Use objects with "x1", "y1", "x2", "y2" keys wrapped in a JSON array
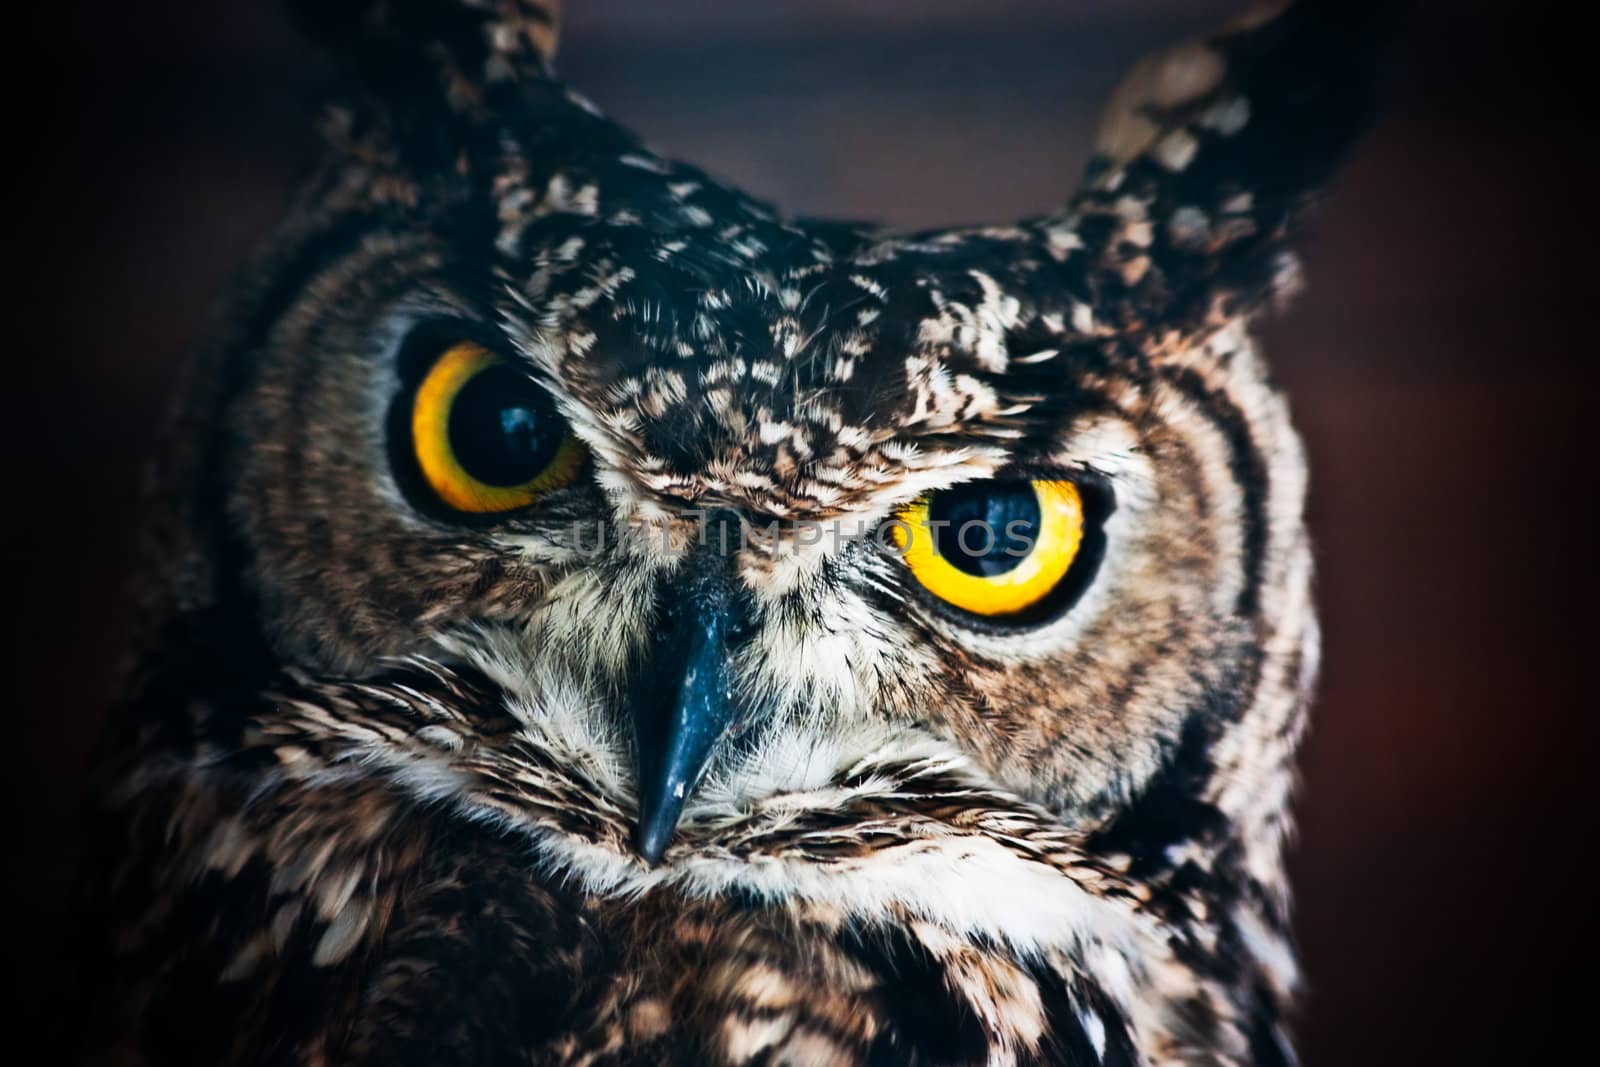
[{"x1": 630, "y1": 511, "x2": 753, "y2": 865}]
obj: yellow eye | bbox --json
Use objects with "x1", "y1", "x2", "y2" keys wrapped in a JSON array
[
  {"x1": 894, "y1": 480, "x2": 1084, "y2": 618},
  {"x1": 410, "y1": 341, "x2": 585, "y2": 514}
]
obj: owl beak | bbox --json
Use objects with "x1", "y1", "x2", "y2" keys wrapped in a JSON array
[{"x1": 631, "y1": 513, "x2": 753, "y2": 865}]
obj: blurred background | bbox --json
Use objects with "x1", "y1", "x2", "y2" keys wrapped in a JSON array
[{"x1": 11, "y1": 1, "x2": 1586, "y2": 1063}]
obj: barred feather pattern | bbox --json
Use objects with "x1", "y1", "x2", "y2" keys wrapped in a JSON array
[{"x1": 80, "y1": 2, "x2": 1376, "y2": 1063}]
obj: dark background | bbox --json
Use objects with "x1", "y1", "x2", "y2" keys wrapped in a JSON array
[{"x1": 10, "y1": 2, "x2": 1587, "y2": 1063}]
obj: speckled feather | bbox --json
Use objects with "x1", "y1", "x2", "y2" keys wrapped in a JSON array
[{"x1": 80, "y1": 2, "x2": 1379, "y2": 1064}]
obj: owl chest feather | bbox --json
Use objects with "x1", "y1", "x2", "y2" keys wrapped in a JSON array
[{"x1": 86, "y1": 653, "x2": 1290, "y2": 1066}]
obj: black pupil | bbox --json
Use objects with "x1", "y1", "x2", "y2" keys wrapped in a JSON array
[
  {"x1": 928, "y1": 481, "x2": 1040, "y2": 577},
  {"x1": 447, "y1": 365, "x2": 565, "y2": 487}
]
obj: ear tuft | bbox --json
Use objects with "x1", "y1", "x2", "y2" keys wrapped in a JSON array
[
  {"x1": 291, "y1": 0, "x2": 560, "y2": 119},
  {"x1": 1067, "y1": 0, "x2": 1400, "y2": 329}
]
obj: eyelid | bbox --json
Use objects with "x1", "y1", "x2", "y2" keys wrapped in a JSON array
[
  {"x1": 878, "y1": 464, "x2": 1109, "y2": 527},
  {"x1": 1001, "y1": 460, "x2": 1113, "y2": 488}
]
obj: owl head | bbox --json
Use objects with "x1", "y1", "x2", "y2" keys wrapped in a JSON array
[{"x1": 140, "y1": 0, "x2": 1372, "y2": 910}]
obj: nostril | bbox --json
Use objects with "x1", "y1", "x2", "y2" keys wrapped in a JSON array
[
  {"x1": 648, "y1": 508, "x2": 757, "y2": 648},
  {"x1": 699, "y1": 508, "x2": 746, "y2": 556}
]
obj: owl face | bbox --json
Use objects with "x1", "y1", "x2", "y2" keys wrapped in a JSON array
[
  {"x1": 209, "y1": 46, "x2": 1318, "y2": 869},
  {"x1": 92, "y1": 4, "x2": 1379, "y2": 1057}
]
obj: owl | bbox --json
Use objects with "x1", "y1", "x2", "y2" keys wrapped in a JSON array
[{"x1": 78, "y1": 1, "x2": 1379, "y2": 1064}]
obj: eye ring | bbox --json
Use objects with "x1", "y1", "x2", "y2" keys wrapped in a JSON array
[
  {"x1": 894, "y1": 480, "x2": 1085, "y2": 619},
  {"x1": 409, "y1": 341, "x2": 585, "y2": 515}
]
